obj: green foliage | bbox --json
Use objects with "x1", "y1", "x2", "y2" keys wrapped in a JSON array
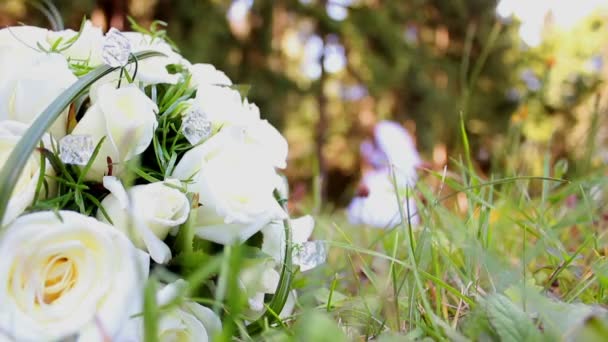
[{"x1": 484, "y1": 294, "x2": 543, "y2": 342}]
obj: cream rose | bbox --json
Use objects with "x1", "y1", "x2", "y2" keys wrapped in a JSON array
[
  {"x1": 0, "y1": 51, "x2": 77, "y2": 138},
  {"x1": 0, "y1": 211, "x2": 149, "y2": 341},
  {"x1": 97, "y1": 176, "x2": 190, "y2": 264},
  {"x1": 0, "y1": 121, "x2": 53, "y2": 225},
  {"x1": 72, "y1": 83, "x2": 158, "y2": 181},
  {"x1": 172, "y1": 127, "x2": 287, "y2": 244}
]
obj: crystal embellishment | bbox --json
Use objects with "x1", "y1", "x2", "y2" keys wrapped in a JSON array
[
  {"x1": 292, "y1": 241, "x2": 327, "y2": 272},
  {"x1": 182, "y1": 105, "x2": 213, "y2": 145},
  {"x1": 102, "y1": 28, "x2": 132, "y2": 67},
  {"x1": 59, "y1": 134, "x2": 95, "y2": 166}
]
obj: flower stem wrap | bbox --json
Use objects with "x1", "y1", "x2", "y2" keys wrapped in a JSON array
[
  {"x1": 0, "y1": 50, "x2": 165, "y2": 227},
  {"x1": 246, "y1": 189, "x2": 293, "y2": 334}
]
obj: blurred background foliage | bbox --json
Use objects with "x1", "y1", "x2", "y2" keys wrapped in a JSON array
[{"x1": 1, "y1": 0, "x2": 607, "y2": 207}]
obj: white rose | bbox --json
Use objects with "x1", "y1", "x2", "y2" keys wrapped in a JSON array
[
  {"x1": 192, "y1": 83, "x2": 287, "y2": 168},
  {"x1": 261, "y1": 215, "x2": 315, "y2": 264},
  {"x1": 194, "y1": 84, "x2": 260, "y2": 128},
  {"x1": 239, "y1": 259, "x2": 281, "y2": 312},
  {"x1": 0, "y1": 51, "x2": 77, "y2": 138},
  {"x1": 242, "y1": 119, "x2": 289, "y2": 169},
  {"x1": 122, "y1": 32, "x2": 185, "y2": 85},
  {"x1": 0, "y1": 26, "x2": 49, "y2": 53},
  {"x1": 0, "y1": 121, "x2": 53, "y2": 225},
  {"x1": 47, "y1": 20, "x2": 104, "y2": 66},
  {"x1": 0, "y1": 211, "x2": 149, "y2": 341},
  {"x1": 239, "y1": 259, "x2": 298, "y2": 319},
  {"x1": 172, "y1": 127, "x2": 287, "y2": 244},
  {"x1": 72, "y1": 83, "x2": 158, "y2": 181},
  {"x1": 189, "y1": 63, "x2": 232, "y2": 88},
  {"x1": 97, "y1": 176, "x2": 190, "y2": 264},
  {"x1": 119, "y1": 280, "x2": 221, "y2": 342},
  {"x1": 239, "y1": 215, "x2": 314, "y2": 315},
  {"x1": 87, "y1": 31, "x2": 184, "y2": 100}
]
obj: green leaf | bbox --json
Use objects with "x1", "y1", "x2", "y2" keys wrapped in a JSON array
[
  {"x1": 230, "y1": 84, "x2": 251, "y2": 98},
  {"x1": 293, "y1": 311, "x2": 347, "y2": 342},
  {"x1": 313, "y1": 287, "x2": 348, "y2": 308},
  {"x1": 485, "y1": 294, "x2": 543, "y2": 342},
  {"x1": 571, "y1": 316, "x2": 608, "y2": 342},
  {"x1": 0, "y1": 50, "x2": 166, "y2": 227}
]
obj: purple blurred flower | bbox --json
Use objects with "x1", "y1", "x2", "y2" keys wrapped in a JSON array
[{"x1": 520, "y1": 69, "x2": 541, "y2": 91}]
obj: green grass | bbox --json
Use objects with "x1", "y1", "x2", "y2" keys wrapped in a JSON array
[
  {"x1": 269, "y1": 160, "x2": 608, "y2": 341},
  {"x1": 169, "y1": 134, "x2": 608, "y2": 341}
]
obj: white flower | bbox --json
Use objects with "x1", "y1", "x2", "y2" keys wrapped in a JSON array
[
  {"x1": 119, "y1": 280, "x2": 222, "y2": 342},
  {"x1": 243, "y1": 119, "x2": 289, "y2": 169},
  {"x1": 0, "y1": 26, "x2": 49, "y2": 53},
  {"x1": 72, "y1": 83, "x2": 158, "y2": 181},
  {"x1": 0, "y1": 121, "x2": 53, "y2": 225},
  {"x1": 194, "y1": 84, "x2": 260, "y2": 128},
  {"x1": 239, "y1": 261, "x2": 298, "y2": 319},
  {"x1": 172, "y1": 127, "x2": 287, "y2": 244},
  {"x1": 122, "y1": 32, "x2": 184, "y2": 85},
  {"x1": 47, "y1": 20, "x2": 104, "y2": 66},
  {"x1": 0, "y1": 211, "x2": 149, "y2": 341},
  {"x1": 239, "y1": 259, "x2": 281, "y2": 312},
  {"x1": 261, "y1": 215, "x2": 315, "y2": 264},
  {"x1": 157, "y1": 282, "x2": 221, "y2": 342},
  {"x1": 241, "y1": 216, "x2": 314, "y2": 315},
  {"x1": 87, "y1": 31, "x2": 184, "y2": 97},
  {"x1": 372, "y1": 120, "x2": 421, "y2": 187},
  {"x1": 192, "y1": 83, "x2": 288, "y2": 168},
  {"x1": 97, "y1": 176, "x2": 190, "y2": 264},
  {"x1": 347, "y1": 169, "x2": 419, "y2": 228},
  {"x1": 189, "y1": 63, "x2": 232, "y2": 88},
  {"x1": 0, "y1": 51, "x2": 77, "y2": 138}
]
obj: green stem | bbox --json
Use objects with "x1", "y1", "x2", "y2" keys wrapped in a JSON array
[{"x1": 0, "y1": 50, "x2": 165, "y2": 227}]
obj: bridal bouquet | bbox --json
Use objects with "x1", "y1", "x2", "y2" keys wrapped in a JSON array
[{"x1": 0, "y1": 19, "x2": 324, "y2": 341}]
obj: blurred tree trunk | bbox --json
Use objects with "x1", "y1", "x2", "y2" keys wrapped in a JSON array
[
  {"x1": 97, "y1": 0, "x2": 126, "y2": 30},
  {"x1": 315, "y1": 37, "x2": 328, "y2": 207}
]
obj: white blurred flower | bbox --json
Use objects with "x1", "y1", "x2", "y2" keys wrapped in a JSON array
[
  {"x1": 373, "y1": 120, "x2": 421, "y2": 187},
  {"x1": 0, "y1": 211, "x2": 149, "y2": 341},
  {"x1": 0, "y1": 121, "x2": 53, "y2": 225},
  {"x1": 172, "y1": 126, "x2": 287, "y2": 244},
  {"x1": 71, "y1": 83, "x2": 158, "y2": 181},
  {"x1": 347, "y1": 169, "x2": 418, "y2": 229},
  {"x1": 97, "y1": 177, "x2": 190, "y2": 264},
  {"x1": 0, "y1": 50, "x2": 77, "y2": 138}
]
